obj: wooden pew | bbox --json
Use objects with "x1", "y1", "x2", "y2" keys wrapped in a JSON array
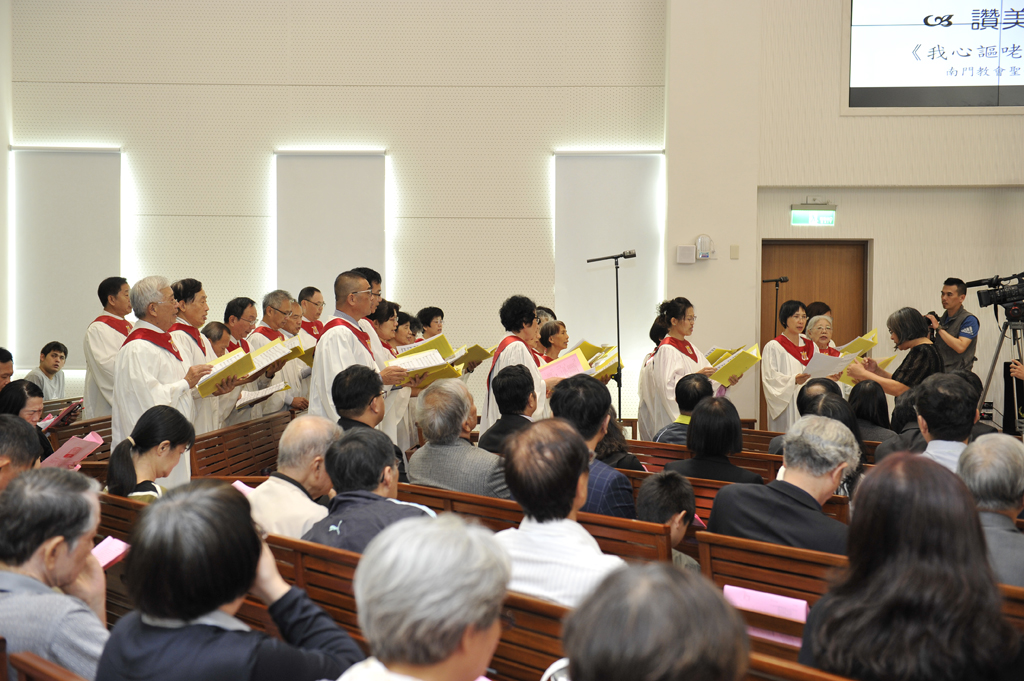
[
  {"x1": 9, "y1": 652, "x2": 87, "y2": 681},
  {"x1": 742, "y1": 429, "x2": 880, "y2": 463},
  {"x1": 626, "y1": 440, "x2": 785, "y2": 481},
  {"x1": 1000, "y1": 584, "x2": 1024, "y2": 632},
  {"x1": 746, "y1": 652, "x2": 856, "y2": 681},
  {"x1": 740, "y1": 418, "x2": 757, "y2": 430},
  {"x1": 190, "y1": 411, "x2": 292, "y2": 477},
  {"x1": 41, "y1": 397, "x2": 80, "y2": 419},
  {"x1": 95, "y1": 493, "x2": 147, "y2": 625},
  {"x1": 618, "y1": 418, "x2": 637, "y2": 439}
]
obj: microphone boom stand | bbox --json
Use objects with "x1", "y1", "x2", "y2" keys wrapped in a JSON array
[{"x1": 587, "y1": 251, "x2": 632, "y2": 416}]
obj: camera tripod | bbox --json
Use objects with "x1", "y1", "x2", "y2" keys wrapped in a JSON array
[{"x1": 979, "y1": 319, "x2": 1024, "y2": 435}]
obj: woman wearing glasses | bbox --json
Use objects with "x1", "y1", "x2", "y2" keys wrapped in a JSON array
[
  {"x1": 0, "y1": 379, "x2": 53, "y2": 459},
  {"x1": 637, "y1": 297, "x2": 740, "y2": 441},
  {"x1": 762, "y1": 300, "x2": 814, "y2": 432}
]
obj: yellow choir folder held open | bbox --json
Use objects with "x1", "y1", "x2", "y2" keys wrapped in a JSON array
[
  {"x1": 395, "y1": 334, "x2": 456, "y2": 360},
  {"x1": 447, "y1": 344, "x2": 493, "y2": 368},
  {"x1": 839, "y1": 355, "x2": 896, "y2": 387},
  {"x1": 838, "y1": 329, "x2": 878, "y2": 357},
  {"x1": 196, "y1": 348, "x2": 256, "y2": 398},
  {"x1": 710, "y1": 344, "x2": 760, "y2": 384},
  {"x1": 706, "y1": 345, "x2": 746, "y2": 366}
]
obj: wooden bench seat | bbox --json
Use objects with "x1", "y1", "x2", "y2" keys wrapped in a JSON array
[
  {"x1": 746, "y1": 652, "x2": 856, "y2": 681},
  {"x1": 190, "y1": 412, "x2": 292, "y2": 477},
  {"x1": 742, "y1": 429, "x2": 879, "y2": 463},
  {"x1": 626, "y1": 440, "x2": 785, "y2": 481},
  {"x1": 9, "y1": 651, "x2": 88, "y2": 681}
]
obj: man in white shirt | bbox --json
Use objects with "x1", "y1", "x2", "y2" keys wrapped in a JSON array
[
  {"x1": 309, "y1": 271, "x2": 407, "y2": 420},
  {"x1": 83, "y1": 277, "x2": 133, "y2": 419},
  {"x1": 247, "y1": 415, "x2": 341, "y2": 538},
  {"x1": 917, "y1": 373, "x2": 979, "y2": 473},
  {"x1": 23, "y1": 342, "x2": 67, "y2": 400},
  {"x1": 495, "y1": 418, "x2": 625, "y2": 608},
  {"x1": 111, "y1": 276, "x2": 212, "y2": 486},
  {"x1": 169, "y1": 278, "x2": 239, "y2": 434}
]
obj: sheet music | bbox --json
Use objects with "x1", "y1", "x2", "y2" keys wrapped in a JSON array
[
  {"x1": 803, "y1": 352, "x2": 857, "y2": 379},
  {"x1": 395, "y1": 339, "x2": 427, "y2": 354},
  {"x1": 446, "y1": 347, "x2": 468, "y2": 364},
  {"x1": 235, "y1": 382, "x2": 290, "y2": 409},
  {"x1": 388, "y1": 349, "x2": 447, "y2": 371},
  {"x1": 251, "y1": 342, "x2": 291, "y2": 372},
  {"x1": 283, "y1": 335, "x2": 302, "y2": 350},
  {"x1": 197, "y1": 350, "x2": 248, "y2": 386}
]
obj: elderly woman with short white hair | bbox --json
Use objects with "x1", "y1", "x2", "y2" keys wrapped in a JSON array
[
  {"x1": 340, "y1": 514, "x2": 511, "y2": 681},
  {"x1": 805, "y1": 315, "x2": 847, "y2": 394}
]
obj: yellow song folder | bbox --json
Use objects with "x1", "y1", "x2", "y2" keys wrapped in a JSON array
[
  {"x1": 196, "y1": 348, "x2": 256, "y2": 398},
  {"x1": 838, "y1": 329, "x2": 878, "y2": 357},
  {"x1": 589, "y1": 350, "x2": 621, "y2": 381},
  {"x1": 447, "y1": 344, "x2": 494, "y2": 368},
  {"x1": 564, "y1": 340, "x2": 608, "y2": 362},
  {"x1": 706, "y1": 345, "x2": 746, "y2": 366},
  {"x1": 839, "y1": 355, "x2": 896, "y2": 387},
  {"x1": 710, "y1": 344, "x2": 761, "y2": 384},
  {"x1": 395, "y1": 334, "x2": 456, "y2": 360},
  {"x1": 387, "y1": 349, "x2": 464, "y2": 388}
]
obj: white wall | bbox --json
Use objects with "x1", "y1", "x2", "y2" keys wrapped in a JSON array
[{"x1": 8, "y1": 0, "x2": 666, "y2": 408}]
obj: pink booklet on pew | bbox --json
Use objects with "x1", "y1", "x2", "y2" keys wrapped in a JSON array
[
  {"x1": 92, "y1": 536, "x2": 130, "y2": 569},
  {"x1": 723, "y1": 585, "x2": 808, "y2": 649},
  {"x1": 40, "y1": 431, "x2": 104, "y2": 470}
]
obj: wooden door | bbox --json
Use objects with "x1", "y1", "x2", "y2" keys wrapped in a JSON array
[{"x1": 759, "y1": 241, "x2": 868, "y2": 429}]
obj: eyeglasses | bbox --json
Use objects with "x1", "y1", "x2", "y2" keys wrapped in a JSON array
[
  {"x1": 241, "y1": 317, "x2": 258, "y2": 326},
  {"x1": 309, "y1": 301, "x2": 325, "y2": 309},
  {"x1": 684, "y1": 316, "x2": 697, "y2": 322},
  {"x1": 268, "y1": 305, "x2": 290, "y2": 317}
]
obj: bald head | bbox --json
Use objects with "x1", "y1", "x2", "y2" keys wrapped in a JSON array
[
  {"x1": 334, "y1": 271, "x2": 369, "y2": 304},
  {"x1": 277, "y1": 415, "x2": 343, "y2": 470}
]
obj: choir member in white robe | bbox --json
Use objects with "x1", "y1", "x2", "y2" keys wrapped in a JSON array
[
  {"x1": 637, "y1": 297, "x2": 739, "y2": 440},
  {"x1": 309, "y1": 271, "x2": 408, "y2": 421},
  {"x1": 298, "y1": 286, "x2": 325, "y2": 349},
  {"x1": 278, "y1": 301, "x2": 311, "y2": 406},
  {"x1": 169, "y1": 279, "x2": 239, "y2": 435},
  {"x1": 364, "y1": 299, "x2": 412, "y2": 444},
  {"x1": 248, "y1": 290, "x2": 306, "y2": 416},
  {"x1": 83, "y1": 277, "x2": 133, "y2": 419},
  {"x1": 482, "y1": 295, "x2": 558, "y2": 433},
  {"x1": 761, "y1": 300, "x2": 814, "y2": 433},
  {"x1": 220, "y1": 297, "x2": 275, "y2": 426},
  {"x1": 112, "y1": 276, "x2": 212, "y2": 487},
  {"x1": 805, "y1": 314, "x2": 848, "y2": 397}
]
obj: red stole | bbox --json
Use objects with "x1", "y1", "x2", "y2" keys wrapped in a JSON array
[
  {"x1": 251, "y1": 325, "x2": 284, "y2": 342},
  {"x1": 300, "y1": 319, "x2": 323, "y2": 340},
  {"x1": 122, "y1": 328, "x2": 183, "y2": 362},
  {"x1": 819, "y1": 345, "x2": 841, "y2": 357},
  {"x1": 774, "y1": 334, "x2": 815, "y2": 366},
  {"x1": 227, "y1": 337, "x2": 251, "y2": 354},
  {"x1": 658, "y1": 336, "x2": 699, "y2": 363},
  {"x1": 487, "y1": 336, "x2": 542, "y2": 390},
  {"x1": 323, "y1": 317, "x2": 373, "y2": 356},
  {"x1": 169, "y1": 322, "x2": 204, "y2": 351},
  {"x1": 93, "y1": 315, "x2": 132, "y2": 337}
]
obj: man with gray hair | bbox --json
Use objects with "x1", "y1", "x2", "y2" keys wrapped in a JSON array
[
  {"x1": 0, "y1": 469, "x2": 109, "y2": 680},
  {"x1": 247, "y1": 415, "x2": 342, "y2": 538},
  {"x1": 407, "y1": 379, "x2": 511, "y2": 499},
  {"x1": 709, "y1": 415, "x2": 858, "y2": 555},
  {"x1": 958, "y1": 434, "x2": 1024, "y2": 587},
  {"x1": 112, "y1": 276, "x2": 212, "y2": 485},
  {"x1": 249, "y1": 289, "x2": 307, "y2": 415},
  {"x1": 341, "y1": 514, "x2": 510, "y2": 681}
]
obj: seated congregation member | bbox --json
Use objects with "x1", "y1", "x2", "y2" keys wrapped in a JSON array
[
  {"x1": 478, "y1": 364, "x2": 536, "y2": 454},
  {"x1": 800, "y1": 454, "x2": 1024, "y2": 680},
  {"x1": 651, "y1": 373, "x2": 713, "y2": 445},
  {"x1": 340, "y1": 515, "x2": 509, "y2": 681},
  {"x1": 767, "y1": 377, "x2": 841, "y2": 454},
  {"x1": 0, "y1": 346, "x2": 13, "y2": 391},
  {"x1": 847, "y1": 306, "x2": 943, "y2": 396},
  {"x1": 761, "y1": 300, "x2": 815, "y2": 432},
  {"x1": 201, "y1": 321, "x2": 233, "y2": 357},
  {"x1": 638, "y1": 297, "x2": 737, "y2": 440},
  {"x1": 848, "y1": 379, "x2": 896, "y2": 442},
  {"x1": 710, "y1": 415, "x2": 857, "y2": 555},
  {"x1": 666, "y1": 397, "x2": 764, "y2": 485},
  {"x1": 111, "y1": 276, "x2": 211, "y2": 475},
  {"x1": 298, "y1": 286, "x2": 325, "y2": 347},
  {"x1": 959, "y1": 434, "x2": 1024, "y2": 588},
  {"x1": 23, "y1": 341, "x2": 68, "y2": 400},
  {"x1": 246, "y1": 415, "x2": 341, "y2": 538},
  {"x1": 0, "y1": 469, "x2": 109, "y2": 680},
  {"x1": 416, "y1": 305, "x2": 445, "y2": 340},
  {"x1": 495, "y1": 419, "x2": 625, "y2": 608},
  {"x1": 83, "y1": 277, "x2": 133, "y2": 419},
  {"x1": 408, "y1": 379, "x2": 510, "y2": 499},
  {"x1": 546, "y1": 563, "x2": 749, "y2": 681},
  {"x1": 874, "y1": 387, "x2": 926, "y2": 461},
  {"x1": 98, "y1": 480, "x2": 364, "y2": 681},
  {"x1": 799, "y1": 393, "x2": 868, "y2": 495},
  {"x1": 0, "y1": 380, "x2": 54, "y2": 458},
  {"x1": 916, "y1": 373, "x2": 979, "y2": 473},
  {"x1": 482, "y1": 294, "x2": 555, "y2": 432},
  {"x1": 593, "y1": 406, "x2": 644, "y2": 471},
  {"x1": 303, "y1": 428, "x2": 433, "y2": 552},
  {"x1": 309, "y1": 271, "x2": 407, "y2": 420},
  {"x1": 539, "y1": 320, "x2": 568, "y2": 363},
  {"x1": 635, "y1": 471, "x2": 700, "y2": 573},
  {"x1": 953, "y1": 368, "x2": 999, "y2": 439},
  {"x1": 170, "y1": 278, "x2": 239, "y2": 435},
  {"x1": 550, "y1": 374, "x2": 636, "y2": 519},
  {"x1": 0, "y1": 414, "x2": 42, "y2": 491},
  {"x1": 331, "y1": 365, "x2": 407, "y2": 481},
  {"x1": 106, "y1": 406, "x2": 195, "y2": 503}
]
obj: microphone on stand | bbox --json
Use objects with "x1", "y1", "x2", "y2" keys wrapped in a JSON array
[
  {"x1": 584, "y1": 249, "x2": 636, "y2": 415},
  {"x1": 763, "y1": 276, "x2": 789, "y2": 336},
  {"x1": 762, "y1": 276, "x2": 789, "y2": 283},
  {"x1": 587, "y1": 250, "x2": 636, "y2": 263}
]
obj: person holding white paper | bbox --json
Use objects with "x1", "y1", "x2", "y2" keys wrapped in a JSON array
[
  {"x1": 761, "y1": 300, "x2": 814, "y2": 433},
  {"x1": 310, "y1": 271, "x2": 408, "y2": 421},
  {"x1": 637, "y1": 297, "x2": 739, "y2": 441},
  {"x1": 482, "y1": 295, "x2": 558, "y2": 433},
  {"x1": 847, "y1": 307, "x2": 943, "y2": 397},
  {"x1": 169, "y1": 279, "x2": 238, "y2": 435},
  {"x1": 83, "y1": 277, "x2": 133, "y2": 419}
]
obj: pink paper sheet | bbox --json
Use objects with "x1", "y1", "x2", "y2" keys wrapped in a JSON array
[
  {"x1": 40, "y1": 432, "x2": 104, "y2": 469},
  {"x1": 538, "y1": 353, "x2": 588, "y2": 381},
  {"x1": 92, "y1": 536, "x2": 130, "y2": 569},
  {"x1": 232, "y1": 480, "x2": 255, "y2": 497}
]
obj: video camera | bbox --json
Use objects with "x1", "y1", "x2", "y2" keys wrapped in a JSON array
[{"x1": 969, "y1": 272, "x2": 1024, "y2": 321}]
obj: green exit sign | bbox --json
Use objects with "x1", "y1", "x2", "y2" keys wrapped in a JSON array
[{"x1": 791, "y1": 205, "x2": 837, "y2": 226}]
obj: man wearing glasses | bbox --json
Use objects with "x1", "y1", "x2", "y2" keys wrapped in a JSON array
[
  {"x1": 248, "y1": 289, "x2": 305, "y2": 415},
  {"x1": 298, "y1": 286, "x2": 326, "y2": 347},
  {"x1": 309, "y1": 271, "x2": 408, "y2": 421}
]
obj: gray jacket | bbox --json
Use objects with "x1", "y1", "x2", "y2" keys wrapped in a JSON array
[
  {"x1": 980, "y1": 511, "x2": 1024, "y2": 588},
  {"x1": 407, "y1": 437, "x2": 512, "y2": 499}
]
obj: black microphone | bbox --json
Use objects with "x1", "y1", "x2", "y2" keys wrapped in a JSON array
[
  {"x1": 587, "y1": 250, "x2": 637, "y2": 263},
  {"x1": 762, "y1": 276, "x2": 789, "y2": 283}
]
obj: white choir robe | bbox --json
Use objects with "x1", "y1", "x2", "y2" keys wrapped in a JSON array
[
  {"x1": 247, "y1": 324, "x2": 289, "y2": 416},
  {"x1": 82, "y1": 316, "x2": 128, "y2": 419},
  {"x1": 221, "y1": 335, "x2": 261, "y2": 427},
  {"x1": 111, "y1": 320, "x2": 194, "y2": 488},
  {"x1": 297, "y1": 327, "x2": 319, "y2": 397},
  {"x1": 170, "y1": 319, "x2": 224, "y2": 435},
  {"x1": 637, "y1": 342, "x2": 721, "y2": 441},
  {"x1": 361, "y1": 319, "x2": 411, "y2": 443},
  {"x1": 761, "y1": 338, "x2": 811, "y2": 433},
  {"x1": 274, "y1": 329, "x2": 310, "y2": 411},
  {"x1": 481, "y1": 333, "x2": 550, "y2": 433},
  {"x1": 309, "y1": 318, "x2": 378, "y2": 420}
]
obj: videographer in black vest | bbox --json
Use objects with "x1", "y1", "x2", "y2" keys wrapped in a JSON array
[{"x1": 926, "y1": 277, "x2": 979, "y2": 372}]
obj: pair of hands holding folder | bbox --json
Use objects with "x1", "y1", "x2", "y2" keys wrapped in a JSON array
[
  {"x1": 185, "y1": 356, "x2": 289, "y2": 396},
  {"x1": 697, "y1": 366, "x2": 742, "y2": 386}
]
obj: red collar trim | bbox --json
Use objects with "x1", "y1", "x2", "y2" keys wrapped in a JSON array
[
  {"x1": 774, "y1": 334, "x2": 815, "y2": 366},
  {"x1": 658, "y1": 336, "x2": 699, "y2": 363},
  {"x1": 487, "y1": 336, "x2": 541, "y2": 390},
  {"x1": 300, "y1": 320, "x2": 323, "y2": 339},
  {"x1": 93, "y1": 315, "x2": 133, "y2": 337},
  {"x1": 227, "y1": 337, "x2": 251, "y2": 354},
  {"x1": 122, "y1": 328, "x2": 183, "y2": 362},
  {"x1": 169, "y1": 322, "x2": 204, "y2": 351},
  {"x1": 251, "y1": 325, "x2": 284, "y2": 342},
  {"x1": 323, "y1": 317, "x2": 373, "y2": 356}
]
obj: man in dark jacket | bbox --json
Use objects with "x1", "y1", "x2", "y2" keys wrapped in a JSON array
[
  {"x1": 478, "y1": 364, "x2": 535, "y2": 454},
  {"x1": 303, "y1": 428, "x2": 434, "y2": 553}
]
